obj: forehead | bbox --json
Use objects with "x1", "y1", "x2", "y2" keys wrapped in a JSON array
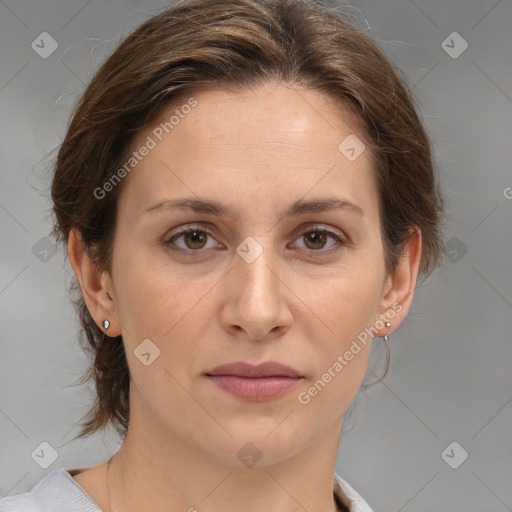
[
  {"x1": 146, "y1": 83, "x2": 364, "y2": 149},
  {"x1": 117, "y1": 83, "x2": 378, "y2": 221}
]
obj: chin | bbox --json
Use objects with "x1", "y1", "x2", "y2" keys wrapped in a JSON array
[{"x1": 192, "y1": 414, "x2": 316, "y2": 468}]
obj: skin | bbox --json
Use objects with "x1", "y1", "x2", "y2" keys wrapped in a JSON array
[{"x1": 68, "y1": 82, "x2": 421, "y2": 512}]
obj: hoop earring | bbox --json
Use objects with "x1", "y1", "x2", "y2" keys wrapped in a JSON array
[
  {"x1": 360, "y1": 321, "x2": 392, "y2": 388},
  {"x1": 382, "y1": 321, "x2": 391, "y2": 380}
]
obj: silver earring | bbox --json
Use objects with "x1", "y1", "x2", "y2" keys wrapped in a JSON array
[
  {"x1": 361, "y1": 321, "x2": 392, "y2": 387},
  {"x1": 383, "y1": 321, "x2": 391, "y2": 342},
  {"x1": 102, "y1": 319, "x2": 110, "y2": 331}
]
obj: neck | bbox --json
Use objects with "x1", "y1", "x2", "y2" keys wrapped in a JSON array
[{"x1": 107, "y1": 387, "x2": 345, "y2": 512}]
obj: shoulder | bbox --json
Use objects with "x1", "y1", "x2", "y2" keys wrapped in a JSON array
[
  {"x1": 0, "y1": 491, "x2": 36, "y2": 512},
  {"x1": 0, "y1": 469, "x2": 100, "y2": 512},
  {"x1": 334, "y1": 472, "x2": 374, "y2": 512}
]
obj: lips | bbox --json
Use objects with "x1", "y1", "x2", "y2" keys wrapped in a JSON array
[
  {"x1": 205, "y1": 361, "x2": 304, "y2": 401},
  {"x1": 206, "y1": 361, "x2": 304, "y2": 379}
]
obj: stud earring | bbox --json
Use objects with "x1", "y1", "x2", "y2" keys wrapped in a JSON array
[{"x1": 102, "y1": 319, "x2": 110, "y2": 331}]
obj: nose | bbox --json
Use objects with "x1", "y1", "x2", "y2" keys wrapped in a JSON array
[{"x1": 219, "y1": 242, "x2": 293, "y2": 342}]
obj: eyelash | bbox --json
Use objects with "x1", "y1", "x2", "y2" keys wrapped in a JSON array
[{"x1": 164, "y1": 223, "x2": 347, "y2": 257}]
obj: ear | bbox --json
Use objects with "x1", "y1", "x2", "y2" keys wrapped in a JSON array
[
  {"x1": 67, "y1": 228, "x2": 122, "y2": 337},
  {"x1": 375, "y1": 228, "x2": 422, "y2": 336}
]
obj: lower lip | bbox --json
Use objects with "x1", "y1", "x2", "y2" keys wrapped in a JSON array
[{"x1": 207, "y1": 375, "x2": 302, "y2": 401}]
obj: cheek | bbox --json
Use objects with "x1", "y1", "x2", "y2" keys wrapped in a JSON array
[
  {"x1": 111, "y1": 245, "x2": 222, "y2": 378},
  {"x1": 297, "y1": 256, "x2": 383, "y2": 408},
  {"x1": 310, "y1": 253, "x2": 384, "y2": 336},
  {"x1": 111, "y1": 246, "x2": 198, "y2": 342},
  {"x1": 111, "y1": 250, "x2": 209, "y2": 401},
  {"x1": 296, "y1": 284, "x2": 376, "y2": 422}
]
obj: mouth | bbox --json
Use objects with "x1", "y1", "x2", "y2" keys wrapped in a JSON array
[{"x1": 205, "y1": 361, "x2": 304, "y2": 402}]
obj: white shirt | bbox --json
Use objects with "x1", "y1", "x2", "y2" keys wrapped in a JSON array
[{"x1": 0, "y1": 468, "x2": 374, "y2": 512}]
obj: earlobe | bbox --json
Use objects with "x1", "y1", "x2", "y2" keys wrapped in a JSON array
[{"x1": 67, "y1": 229, "x2": 121, "y2": 337}]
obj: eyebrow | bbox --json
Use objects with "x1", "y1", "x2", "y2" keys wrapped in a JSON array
[{"x1": 142, "y1": 196, "x2": 365, "y2": 218}]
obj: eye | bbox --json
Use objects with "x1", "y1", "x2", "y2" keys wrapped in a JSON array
[
  {"x1": 164, "y1": 223, "x2": 346, "y2": 256},
  {"x1": 290, "y1": 225, "x2": 346, "y2": 254},
  {"x1": 165, "y1": 224, "x2": 223, "y2": 253}
]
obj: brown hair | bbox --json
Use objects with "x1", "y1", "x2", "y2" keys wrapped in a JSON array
[{"x1": 51, "y1": 0, "x2": 445, "y2": 440}]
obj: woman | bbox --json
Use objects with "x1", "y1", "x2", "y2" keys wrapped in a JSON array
[{"x1": 0, "y1": 0, "x2": 445, "y2": 510}]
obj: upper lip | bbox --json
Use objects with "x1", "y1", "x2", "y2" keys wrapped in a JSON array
[{"x1": 206, "y1": 361, "x2": 303, "y2": 378}]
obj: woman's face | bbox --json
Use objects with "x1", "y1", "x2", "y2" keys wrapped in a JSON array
[{"x1": 98, "y1": 83, "x2": 415, "y2": 465}]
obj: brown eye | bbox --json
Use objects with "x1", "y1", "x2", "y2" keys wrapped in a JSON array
[
  {"x1": 292, "y1": 226, "x2": 345, "y2": 253},
  {"x1": 303, "y1": 231, "x2": 328, "y2": 250},
  {"x1": 182, "y1": 230, "x2": 208, "y2": 250},
  {"x1": 166, "y1": 225, "x2": 221, "y2": 253}
]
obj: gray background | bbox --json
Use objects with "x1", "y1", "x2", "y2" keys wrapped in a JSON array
[{"x1": 1, "y1": 1, "x2": 511, "y2": 511}]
